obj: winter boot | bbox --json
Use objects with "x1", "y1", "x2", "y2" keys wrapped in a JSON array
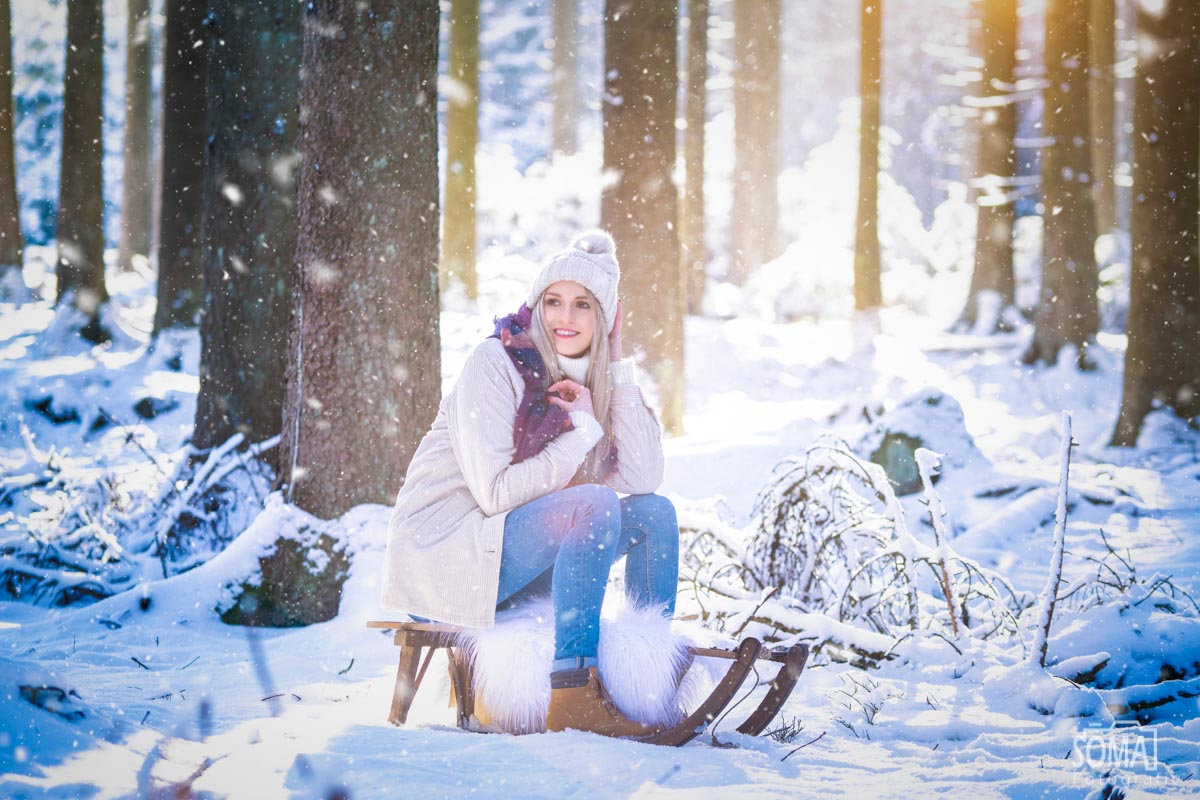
[{"x1": 545, "y1": 667, "x2": 661, "y2": 738}]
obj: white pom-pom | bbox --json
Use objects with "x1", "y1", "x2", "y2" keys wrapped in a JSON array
[{"x1": 570, "y1": 229, "x2": 616, "y2": 256}]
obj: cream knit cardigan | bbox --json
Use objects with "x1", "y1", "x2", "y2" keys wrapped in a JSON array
[{"x1": 381, "y1": 337, "x2": 665, "y2": 628}]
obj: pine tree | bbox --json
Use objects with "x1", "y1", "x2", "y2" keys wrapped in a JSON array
[
  {"x1": 1110, "y1": 0, "x2": 1199, "y2": 446},
  {"x1": 680, "y1": 0, "x2": 708, "y2": 314},
  {"x1": 853, "y1": 0, "x2": 883, "y2": 311},
  {"x1": 729, "y1": 0, "x2": 780, "y2": 285},
  {"x1": 56, "y1": 0, "x2": 107, "y2": 338},
  {"x1": 279, "y1": 0, "x2": 442, "y2": 517},
  {"x1": 1025, "y1": 0, "x2": 1098, "y2": 366},
  {"x1": 442, "y1": 0, "x2": 479, "y2": 301},
  {"x1": 1088, "y1": 0, "x2": 1117, "y2": 237},
  {"x1": 959, "y1": 0, "x2": 1017, "y2": 331},
  {"x1": 552, "y1": 0, "x2": 578, "y2": 157},
  {"x1": 193, "y1": 0, "x2": 299, "y2": 457},
  {"x1": 118, "y1": 0, "x2": 152, "y2": 272},
  {"x1": 153, "y1": 0, "x2": 206, "y2": 332},
  {"x1": 602, "y1": 0, "x2": 684, "y2": 435},
  {"x1": 0, "y1": 0, "x2": 23, "y2": 284}
]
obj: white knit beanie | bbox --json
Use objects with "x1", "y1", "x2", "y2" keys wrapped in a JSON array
[{"x1": 527, "y1": 230, "x2": 620, "y2": 333}]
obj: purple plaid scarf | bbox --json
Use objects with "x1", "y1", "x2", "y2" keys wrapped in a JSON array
[{"x1": 490, "y1": 304, "x2": 617, "y2": 483}]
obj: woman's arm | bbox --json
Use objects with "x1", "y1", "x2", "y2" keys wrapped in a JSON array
[
  {"x1": 448, "y1": 340, "x2": 602, "y2": 517},
  {"x1": 605, "y1": 359, "x2": 665, "y2": 494}
]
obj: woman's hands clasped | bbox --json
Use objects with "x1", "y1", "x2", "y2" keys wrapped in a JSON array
[{"x1": 547, "y1": 379, "x2": 595, "y2": 419}]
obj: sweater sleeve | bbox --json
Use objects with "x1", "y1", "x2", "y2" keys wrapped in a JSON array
[
  {"x1": 448, "y1": 341, "x2": 598, "y2": 517},
  {"x1": 605, "y1": 358, "x2": 665, "y2": 495}
]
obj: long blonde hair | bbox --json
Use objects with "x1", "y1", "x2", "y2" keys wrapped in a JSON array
[{"x1": 529, "y1": 289, "x2": 614, "y2": 479}]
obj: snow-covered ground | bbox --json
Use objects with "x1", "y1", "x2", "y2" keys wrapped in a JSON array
[{"x1": 1, "y1": 235, "x2": 1198, "y2": 796}]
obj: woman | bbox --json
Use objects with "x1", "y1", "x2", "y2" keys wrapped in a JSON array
[{"x1": 381, "y1": 230, "x2": 680, "y2": 738}]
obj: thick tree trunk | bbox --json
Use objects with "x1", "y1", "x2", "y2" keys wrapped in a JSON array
[
  {"x1": 56, "y1": 0, "x2": 107, "y2": 333},
  {"x1": 1110, "y1": 0, "x2": 1200, "y2": 446},
  {"x1": 118, "y1": 0, "x2": 152, "y2": 272},
  {"x1": 959, "y1": 0, "x2": 1017, "y2": 332},
  {"x1": 853, "y1": 0, "x2": 883, "y2": 311},
  {"x1": 1088, "y1": 0, "x2": 1117, "y2": 237},
  {"x1": 728, "y1": 0, "x2": 780, "y2": 285},
  {"x1": 552, "y1": 0, "x2": 578, "y2": 156},
  {"x1": 442, "y1": 0, "x2": 478, "y2": 301},
  {"x1": 279, "y1": 0, "x2": 442, "y2": 518},
  {"x1": 602, "y1": 0, "x2": 683, "y2": 435},
  {"x1": 1026, "y1": 0, "x2": 1098, "y2": 366},
  {"x1": 153, "y1": 0, "x2": 206, "y2": 332},
  {"x1": 193, "y1": 0, "x2": 299, "y2": 459},
  {"x1": 0, "y1": 0, "x2": 22, "y2": 279},
  {"x1": 680, "y1": 0, "x2": 708, "y2": 315}
]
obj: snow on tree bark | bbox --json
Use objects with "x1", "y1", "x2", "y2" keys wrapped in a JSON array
[
  {"x1": 1110, "y1": 0, "x2": 1200, "y2": 446},
  {"x1": 601, "y1": 0, "x2": 684, "y2": 436},
  {"x1": 1026, "y1": 0, "x2": 1099, "y2": 367},
  {"x1": 153, "y1": 0, "x2": 207, "y2": 332},
  {"x1": 55, "y1": 0, "x2": 108, "y2": 333},
  {"x1": 193, "y1": 0, "x2": 299, "y2": 460},
  {"x1": 1029, "y1": 411, "x2": 1072, "y2": 668},
  {"x1": 279, "y1": 0, "x2": 442, "y2": 519},
  {"x1": 729, "y1": 0, "x2": 780, "y2": 286}
]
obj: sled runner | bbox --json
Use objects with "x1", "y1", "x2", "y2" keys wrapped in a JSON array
[{"x1": 366, "y1": 620, "x2": 809, "y2": 746}]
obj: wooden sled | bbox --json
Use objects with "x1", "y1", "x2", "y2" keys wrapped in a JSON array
[{"x1": 366, "y1": 620, "x2": 809, "y2": 746}]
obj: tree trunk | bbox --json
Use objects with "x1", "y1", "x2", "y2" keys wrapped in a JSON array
[
  {"x1": 118, "y1": 0, "x2": 152, "y2": 272},
  {"x1": 193, "y1": 0, "x2": 299, "y2": 460},
  {"x1": 602, "y1": 0, "x2": 683, "y2": 435},
  {"x1": 1110, "y1": 0, "x2": 1200, "y2": 446},
  {"x1": 153, "y1": 0, "x2": 206, "y2": 332},
  {"x1": 728, "y1": 0, "x2": 780, "y2": 285},
  {"x1": 1025, "y1": 0, "x2": 1098, "y2": 366},
  {"x1": 552, "y1": 0, "x2": 578, "y2": 156},
  {"x1": 56, "y1": 0, "x2": 107, "y2": 335},
  {"x1": 680, "y1": 0, "x2": 708, "y2": 315},
  {"x1": 0, "y1": 0, "x2": 23, "y2": 279},
  {"x1": 279, "y1": 0, "x2": 442, "y2": 518},
  {"x1": 442, "y1": 0, "x2": 478, "y2": 301},
  {"x1": 853, "y1": 0, "x2": 883, "y2": 311},
  {"x1": 959, "y1": 0, "x2": 1017, "y2": 332},
  {"x1": 1088, "y1": 0, "x2": 1116, "y2": 237}
]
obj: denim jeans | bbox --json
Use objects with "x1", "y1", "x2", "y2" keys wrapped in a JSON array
[{"x1": 497, "y1": 484, "x2": 680, "y2": 671}]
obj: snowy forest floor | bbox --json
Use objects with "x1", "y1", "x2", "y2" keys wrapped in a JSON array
[{"x1": 1, "y1": 249, "x2": 1199, "y2": 798}]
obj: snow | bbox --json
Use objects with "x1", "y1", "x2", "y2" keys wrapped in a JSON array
[{"x1": 3, "y1": 0, "x2": 1199, "y2": 796}]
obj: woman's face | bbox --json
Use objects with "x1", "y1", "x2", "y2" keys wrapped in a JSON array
[{"x1": 542, "y1": 280, "x2": 596, "y2": 357}]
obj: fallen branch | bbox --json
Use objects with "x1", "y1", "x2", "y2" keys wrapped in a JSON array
[{"x1": 1029, "y1": 411, "x2": 1073, "y2": 668}]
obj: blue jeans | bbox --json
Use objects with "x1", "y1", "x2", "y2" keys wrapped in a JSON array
[{"x1": 497, "y1": 484, "x2": 680, "y2": 672}]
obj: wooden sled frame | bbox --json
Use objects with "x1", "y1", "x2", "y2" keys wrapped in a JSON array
[{"x1": 367, "y1": 620, "x2": 809, "y2": 745}]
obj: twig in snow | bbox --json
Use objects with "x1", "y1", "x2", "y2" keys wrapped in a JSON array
[
  {"x1": 915, "y1": 449, "x2": 960, "y2": 638},
  {"x1": 781, "y1": 730, "x2": 826, "y2": 761},
  {"x1": 337, "y1": 658, "x2": 354, "y2": 676},
  {"x1": 1029, "y1": 412, "x2": 1073, "y2": 668},
  {"x1": 131, "y1": 656, "x2": 150, "y2": 670},
  {"x1": 179, "y1": 656, "x2": 199, "y2": 670}
]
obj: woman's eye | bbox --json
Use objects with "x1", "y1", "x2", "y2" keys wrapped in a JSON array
[
  {"x1": 576, "y1": 301, "x2": 590, "y2": 309},
  {"x1": 546, "y1": 298, "x2": 559, "y2": 306}
]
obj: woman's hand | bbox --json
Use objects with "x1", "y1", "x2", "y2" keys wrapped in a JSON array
[
  {"x1": 609, "y1": 299, "x2": 622, "y2": 362},
  {"x1": 547, "y1": 379, "x2": 596, "y2": 419}
]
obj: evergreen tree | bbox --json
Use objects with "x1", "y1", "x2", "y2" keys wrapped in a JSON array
[
  {"x1": 118, "y1": 0, "x2": 152, "y2": 272},
  {"x1": 602, "y1": 0, "x2": 684, "y2": 435},
  {"x1": 1110, "y1": 0, "x2": 1199, "y2": 445},
  {"x1": 279, "y1": 0, "x2": 442, "y2": 517},
  {"x1": 959, "y1": 0, "x2": 1017, "y2": 331},
  {"x1": 680, "y1": 0, "x2": 708, "y2": 314},
  {"x1": 442, "y1": 0, "x2": 479, "y2": 301},
  {"x1": 1025, "y1": 0, "x2": 1098, "y2": 366},
  {"x1": 729, "y1": 0, "x2": 780, "y2": 285},
  {"x1": 0, "y1": 0, "x2": 23, "y2": 286},
  {"x1": 1088, "y1": 0, "x2": 1117, "y2": 237},
  {"x1": 56, "y1": 0, "x2": 107, "y2": 338},
  {"x1": 193, "y1": 0, "x2": 299, "y2": 457},
  {"x1": 552, "y1": 0, "x2": 578, "y2": 156},
  {"x1": 853, "y1": 0, "x2": 883, "y2": 311},
  {"x1": 153, "y1": 0, "x2": 206, "y2": 332}
]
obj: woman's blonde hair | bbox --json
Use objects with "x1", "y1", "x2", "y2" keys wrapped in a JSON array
[{"x1": 529, "y1": 288, "x2": 614, "y2": 479}]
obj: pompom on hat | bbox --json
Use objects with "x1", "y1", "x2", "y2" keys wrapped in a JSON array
[{"x1": 527, "y1": 230, "x2": 620, "y2": 333}]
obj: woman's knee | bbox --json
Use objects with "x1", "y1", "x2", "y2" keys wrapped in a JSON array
[{"x1": 622, "y1": 493, "x2": 677, "y2": 527}]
